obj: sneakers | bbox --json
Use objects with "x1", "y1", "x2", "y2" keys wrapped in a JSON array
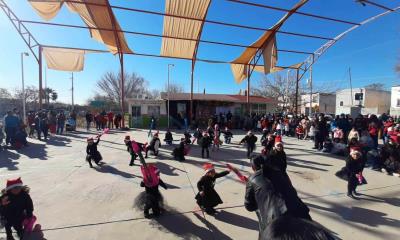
[{"x1": 393, "y1": 173, "x2": 400, "y2": 177}]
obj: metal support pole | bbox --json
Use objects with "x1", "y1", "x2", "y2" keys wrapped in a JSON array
[
  {"x1": 309, "y1": 65, "x2": 313, "y2": 116},
  {"x1": 349, "y1": 67, "x2": 353, "y2": 106},
  {"x1": 71, "y1": 72, "x2": 74, "y2": 111},
  {"x1": 190, "y1": 59, "x2": 194, "y2": 121},
  {"x1": 247, "y1": 74, "x2": 250, "y2": 113},
  {"x1": 38, "y1": 46, "x2": 43, "y2": 109},
  {"x1": 167, "y1": 64, "x2": 174, "y2": 129},
  {"x1": 21, "y1": 52, "x2": 28, "y2": 124},
  {"x1": 121, "y1": 53, "x2": 125, "y2": 127},
  {"x1": 295, "y1": 68, "x2": 299, "y2": 117}
]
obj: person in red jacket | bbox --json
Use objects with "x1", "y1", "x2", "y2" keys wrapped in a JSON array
[
  {"x1": 107, "y1": 111, "x2": 114, "y2": 129},
  {"x1": 368, "y1": 122, "x2": 379, "y2": 149},
  {"x1": 383, "y1": 118, "x2": 394, "y2": 144}
]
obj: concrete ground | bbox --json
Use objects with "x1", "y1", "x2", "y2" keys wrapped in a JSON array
[{"x1": 0, "y1": 128, "x2": 399, "y2": 240}]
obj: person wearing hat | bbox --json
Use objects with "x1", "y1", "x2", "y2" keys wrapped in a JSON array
[
  {"x1": 140, "y1": 164, "x2": 168, "y2": 218},
  {"x1": 346, "y1": 150, "x2": 364, "y2": 199},
  {"x1": 124, "y1": 136, "x2": 136, "y2": 166},
  {"x1": 145, "y1": 131, "x2": 161, "y2": 158},
  {"x1": 240, "y1": 131, "x2": 258, "y2": 158},
  {"x1": 0, "y1": 177, "x2": 34, "y2": 240},
  {"x1": 195, "y1": 163, "x2": 231, "y2": 215},
  {"x1": 267, "y1": 141, "x2": 287, "y2": 173},
  {"x1": 86, "y1": 135, "x2": 103, "y2": 168}
]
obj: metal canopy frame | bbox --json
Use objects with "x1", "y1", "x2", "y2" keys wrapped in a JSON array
[{"x1": 1, "y1": 0, "x2": 398, "y2": 120}]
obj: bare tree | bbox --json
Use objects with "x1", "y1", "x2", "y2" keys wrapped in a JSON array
[
  {"x1": 164, "y1": 83, "x2": 184, "y2": 94},
  {"x1": 13, "y1": 85, "x2": 39, "y2": 104},
  {"x1": 0, "y1": 88, "x2": 12, "y2": 98},
  {"x1": 96, "y1": 71, "x2": 147, "y2": 107},
  {"x1": 364, "y1": 83, "x2": 386, "y2": 91},
  {"x1": 148, "y1": 89, "x2": 161, "y2": 99}
]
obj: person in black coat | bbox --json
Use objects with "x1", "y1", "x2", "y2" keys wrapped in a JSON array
[
  {"x1": 245, "y1": 156, "x2": 287, "y2": 239},
  {"x1": 261, "y1": 134, "x2": 275, "y2": 156},
  {"x1": 124, "y1": 136, "x2": 136, "y2": 166},
  {"x1": 0, "y1": 178, "x2": 34, "y2": 240},
  {"x1": 200, "y1": 132, "x2": 212, "y2": 159},
  {"x1": 145, "y1": 133, "x2": 161, "y2": 158},
  {"x1": 172, "y1": 139, "x2": 186, "y2": 162},
  {"x1": 192, "y1": 128, "x2": 202, "y2": 144},
  {"x1": 140, "y1": 165, "x2": 168, "y2": 218},
  {"x1": 240, "y1": 131, "x2": 258, "y2": 158},
  {"x1": 86, "y1": 135, "x2": 103, "y2": 168},
  {"x1": 245, "y1": 155, "x2": 313, "y2": 239},
  {"x1": 346, "y1": 150, "x2": 364, "y2": 199},
  {"x1": 164, "y1": 129, "x2": 173, "y2": 145},
  {"x1": 222, "y1": 127, "x2": 233, "y2": 144},
  {"x1": 313, "y1": 114, "x2": 328, "y2": 150},
  {"x1": 267, "y1": 142, "x2": 287, "y2": 173},
  {"x1": 183, "y1": 131, "x2": 192, "y2": 145},
  {"x1": 195, "y1": 164, "x2": 230, "y2": 215}
]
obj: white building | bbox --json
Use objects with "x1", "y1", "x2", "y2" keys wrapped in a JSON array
[
  {"x1": 300, "y1": 92, "x2": 336, "y2": 115},
  {"x1": 335, "y1": 88, "x2": 391, "y2": 117},
  {"x1": 390, "y1": 85, "x2": 400, "y2": 116}
]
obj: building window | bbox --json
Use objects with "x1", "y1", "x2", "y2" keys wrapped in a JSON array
[
  {"x1": 148, "y1": 106, "x2": 160, "y2": 117},
  {"x1": 397, "y1": 99, "x2": 400, "y2": 107},
  {"x1": 132, "y1": 106, "x2": 141, "y2": 117},
  {"x1": 340, "y1": 101, "x2": 343, "y2": 106},
  {"x1": 355, "y1": 93, "x2": 363, "y2": 101}
]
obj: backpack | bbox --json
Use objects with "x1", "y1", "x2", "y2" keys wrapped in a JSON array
[{"x1": 141, "y1": 164, "x2": 160, "y2": 187}]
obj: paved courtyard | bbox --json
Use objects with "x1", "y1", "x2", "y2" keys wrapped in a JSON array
[{"x1": 1, "y1": 129, "x2": 399, "y2": 240}]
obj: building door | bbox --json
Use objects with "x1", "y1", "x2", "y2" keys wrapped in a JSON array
[{"x1": 131, "y1": 106, "x2": 142, "y2": 127}]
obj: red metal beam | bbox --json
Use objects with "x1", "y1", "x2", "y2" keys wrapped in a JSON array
[
  {"x1": 21, "y1": 20, "x2": 313, "y2": 55},
  {"x1": 29, "y1": 0, "x2": 333, "y2": 41}
]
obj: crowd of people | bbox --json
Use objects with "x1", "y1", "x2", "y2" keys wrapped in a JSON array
[
  {"x1": 2, "y1": 109, "x2": 400, "y2": 239},
  {"x1": 0, "y1": 108, "x2": 126, "y2": 151}
]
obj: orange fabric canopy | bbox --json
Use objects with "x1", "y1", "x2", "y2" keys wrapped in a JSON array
[
  {"x1": 231, "y1": 0, "x2": 309, "y2": 83},
  {"x1": 28, "y1": 0, "x2": 132, "y2": 54}
]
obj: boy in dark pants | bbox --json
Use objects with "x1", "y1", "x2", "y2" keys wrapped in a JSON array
[
  {"x1": 201, "y1": 132, "x2": 212, "y2": 159},
  {"x1": 124, "y1": 136, "x2": 136, "y2": 166},
  {"x1": 0, "y1": 178, "x2": 34, "y2": 240},
  {"x1": 346, "y1": 150, "x2": 363, "y2": 199},
  {"x1": 240, "y1": 131, "x2": 258, "y2": 158},
  {"x1": 86, "y1": 135, "x2": 103, "y2": 168},
  {"x1": 195, "y1": 164, "x2": 231, "y2": 215},
  {"x1": 140, "y1": 164, "x2": 167, "y2": 218}
]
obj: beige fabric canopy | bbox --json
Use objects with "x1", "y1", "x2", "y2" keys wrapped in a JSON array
[
  {"x1": 231, "y1": 0, "x2": 309, "y2": 83},
  {"x1": 43, "y1": 47, "x2": 86, "y2": 72},
  {"x1": 28, "y1": 0, "x2": 132, "y2": 54},
  {"x1": 161, "y1": 0, "x2": 211, "y2": 59}
]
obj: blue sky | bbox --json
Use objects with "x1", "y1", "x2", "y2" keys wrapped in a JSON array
[{"x1": 0, "y1": 0, "x2": 399, "y2": 104}]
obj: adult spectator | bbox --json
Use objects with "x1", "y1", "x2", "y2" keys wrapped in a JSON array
[
  {"x1": 245, "y1": 155, "x2": 314, "y2": 239},
  {"x1": 301, "y1": 116, "x2": 310, "y2": 140},
  {"x1": 56, "y1": 111, "x2": 66, "y2": 135},
  {"x1": 40, "y1": 113, "x2": 49, "y2": 140},
  {"x1": 48, "y1": 111, "x2": 57, "y2": 135},
  {"x1": 4, "y1": 111, "x2": 19, "y2": 145},
  {"x1": 27, "y1": 112, "x2": 35, "y2": 138},
  {"x1": 34, "y1": 113, "x2": 42, "y2": 140},
  {"x1": 85, "y1": 111, "x2": 93, "y2": 131},
  {"x1": 107, "y1": 111, "x2": 114, "y2": 129},
  {"x1": 313, "y1": 114, "x2": 328, "y2": 150}
]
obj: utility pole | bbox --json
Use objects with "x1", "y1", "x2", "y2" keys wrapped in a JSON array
[
  {"x1": 21, "y1": 52, "x2": 29, "y2": 124},
  {"x1": 349, "y1": 67, "x2": 353, "y2": 106},
  {"x1": 309, "y1": 64, "x2": 313, "y2": 116},
  {"x1": 167, "y1": 64, "x2": 174, "y2": 129},
  {"x1": 71, "y1": 72, "x2": 74, "y2": 111}
]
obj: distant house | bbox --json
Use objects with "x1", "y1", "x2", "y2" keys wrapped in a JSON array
[
  {"x1": 160, "y1": 92, "x2": 278, "y2": 128},
  {"x1": 300, "y1": 92, "x2": 336, "y2": 115},
  {"x1": 390, "y1": 85, "x2": 400, "y2": 116},
  {"x1": 335, "y1": 88, "x2": 391, "y2": 116}
]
